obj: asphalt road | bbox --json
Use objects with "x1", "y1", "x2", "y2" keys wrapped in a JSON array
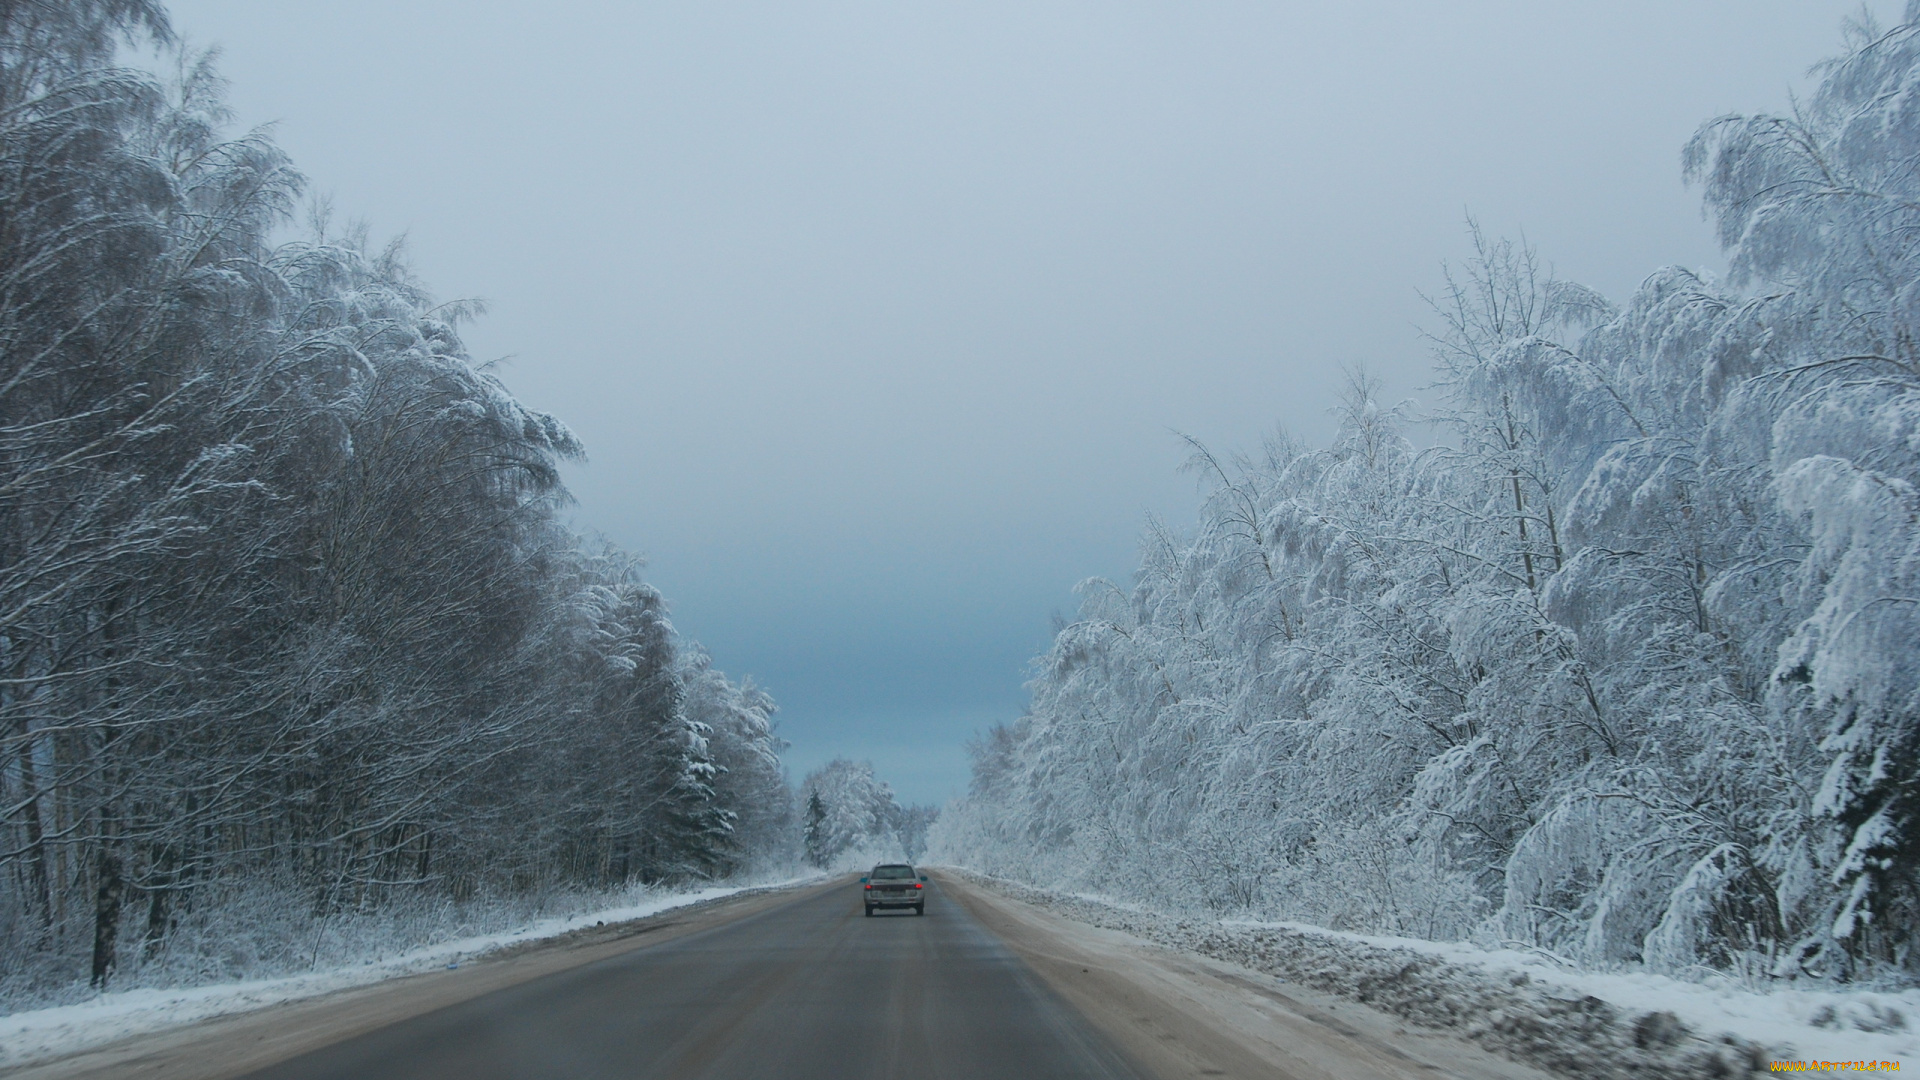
[{"x1": 243, "y1": 879, "x2": 1146, "y2": 1080}]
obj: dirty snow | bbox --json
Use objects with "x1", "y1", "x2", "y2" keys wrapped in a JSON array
[{"x1": 943, "y1": 868, "x2": 1913, "y2": 1079}]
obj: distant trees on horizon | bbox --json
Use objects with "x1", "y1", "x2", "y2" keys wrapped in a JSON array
[
  {"x1": 801, "y1": 758, "x2": 937, "y2": 870},
  {"x1": 933, "y1": 6, "x2": 1920, "y2": 982}
]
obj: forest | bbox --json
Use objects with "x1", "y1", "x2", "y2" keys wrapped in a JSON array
[
  {"x1": 932, "y1": 8, "x2": 1920, "y2": 983},
  {"x1": 11, "y1": 0, "x2": 1917, "y2": 1021},
  {"x1": 0, "y1": 0, "x2": 797, "y2": 1004}
]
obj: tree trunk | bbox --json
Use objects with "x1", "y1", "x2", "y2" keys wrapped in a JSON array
[
  {"x1": 90, "y1": 852, "x2": 124, "y2": 988},
  {"x1": 415, "y1": 829, "x2": 432, "y2": 882},
  {"x1": 142, "y1": 845, "x2": 176, "y2": 960},
  {"x1": 142, "y1": 884, "x2": 168, "y2": 959},
  {"x1": 13, "y1": 723, "x2": 54, "y2": 934}
]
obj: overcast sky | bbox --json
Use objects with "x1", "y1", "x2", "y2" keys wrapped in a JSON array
[{"x1": 163, "y1": 0, "x2": 1898, "y2": 804}]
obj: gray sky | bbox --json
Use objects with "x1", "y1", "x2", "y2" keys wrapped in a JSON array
[{"x1": 165, "y1": 0, "x2": 1897, "y2": 804}]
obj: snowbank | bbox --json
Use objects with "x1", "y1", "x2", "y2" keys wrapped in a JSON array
[
  {"x1": 0, "y1": 876, "x2": 816, "y2": 1070},
  {"x1": 943, "y1": 868, "x2": 1914, "y2": 1079}
]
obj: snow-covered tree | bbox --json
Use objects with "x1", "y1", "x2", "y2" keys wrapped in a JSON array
[
  {"x1": 932, "y1": 4, "x2": 1920, "y2": 983},
  {"x1": 797, "y1": 759, "x2": 931, "y2": 871},
  {"x1": 0, "y1": 1, "x2": 792, "y2": 1000}
]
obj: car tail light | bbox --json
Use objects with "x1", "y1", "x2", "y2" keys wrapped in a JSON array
[
  {"x1": 864, "y1": 884, "x2": 872, "y2": 890},
  {"x1": 913, "y1": 883, "x2": 923, "y2": 889}
]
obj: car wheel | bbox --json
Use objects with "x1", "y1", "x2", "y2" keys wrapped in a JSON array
[
  {"x1": 864, "y1": 905, "x2": 874, "y2": 917},
  {"x1": 915, "y1": 904, "x2": 925, "y2": 915}
]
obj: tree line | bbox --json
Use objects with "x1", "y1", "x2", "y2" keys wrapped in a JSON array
[
  {"x1": 932, "y1": 8, "x2": 1920, "y2": 982},
  {"x1": 0, "y1": 0, "x2": 789, "y2": 999},
  {"x1": 799, "y1": 758, "x2": 937, "y2": 870}
]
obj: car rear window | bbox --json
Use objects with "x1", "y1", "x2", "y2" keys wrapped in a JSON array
[{"x1": 871, "y1": 865, "x2": 916, "y2": 880}]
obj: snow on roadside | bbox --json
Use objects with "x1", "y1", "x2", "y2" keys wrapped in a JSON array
[
  {"x1": 0, "y1": 876, "x2": 817, "y2": 1070},
  {"x1": 943, "y1": 868, "x2": 1915, "y2": 1079}
]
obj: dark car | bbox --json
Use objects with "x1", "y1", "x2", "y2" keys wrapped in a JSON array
[{"x1": 861, "y1": 863, "x2": 927, "y2": 916}]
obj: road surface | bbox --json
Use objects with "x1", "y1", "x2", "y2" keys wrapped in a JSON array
[
  {"x1": 8, "y1": 874, "x2": 1552, "y2": 1080},
  {"x1": 242, "y1": 877, "x2": 1141, "y2": 1080}
]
